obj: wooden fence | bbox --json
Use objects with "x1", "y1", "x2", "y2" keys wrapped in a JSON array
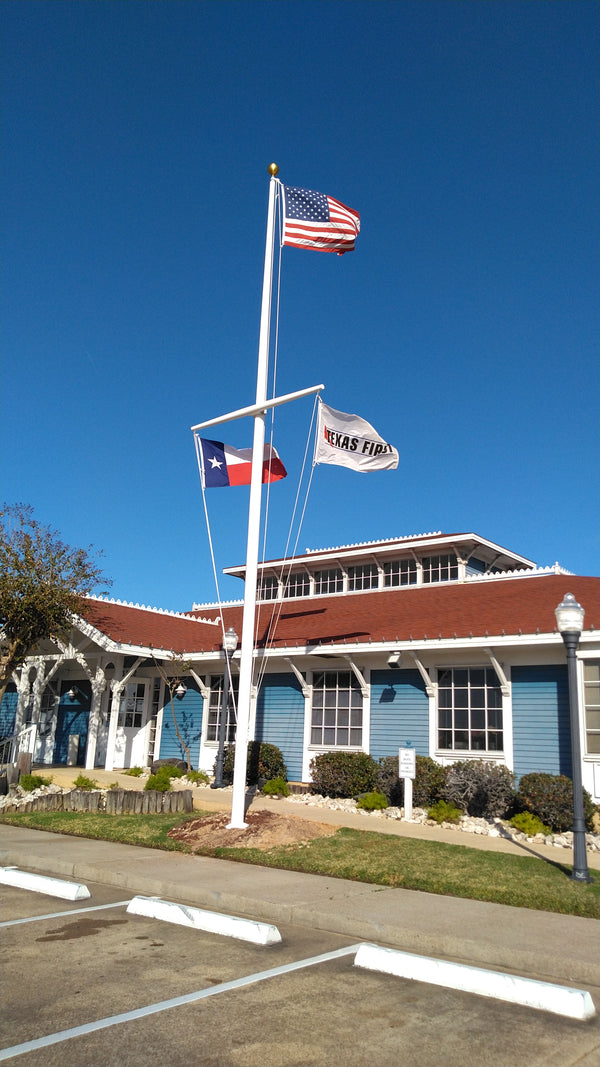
[{"x1": 1, "y1": 789, "x2": 193, "y2": 815}]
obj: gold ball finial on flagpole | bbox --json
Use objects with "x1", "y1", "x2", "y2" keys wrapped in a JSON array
[{"x1": 268, "y1": 163, "x2": 279, "y2": 176}]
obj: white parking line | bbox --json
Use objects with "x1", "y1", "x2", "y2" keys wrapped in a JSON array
[
  {"x1": 0, "y1": 901, "x2": 132, "y2": 928},
  {"x1": 126, "y1": 895, "x2": 282, "y2": 944},
  {"x1": 354, "y1": 943, "x2": 597, "y2": 1021},
  {"x1": 0, "y1": 944, "x2": 362, "y2": 1061},
  {"x1": 0, "y1": 867, "x2": 90, "y2": 900}
]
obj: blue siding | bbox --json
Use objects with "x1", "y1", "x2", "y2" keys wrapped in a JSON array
[
  {"x1": 370, "y1": 670, "x2": 429, "y2": 759},
  {"x1": 255, "y1": 674, "x2": 304, "y2": 782},
  {"x1": 159, "y1": 679, "x2": 204, "y2": 765},
  {"x1": 512, "y1": 665, "x2": 571, "y2": 780},
  {"x1": 53, "y1": 681, "x2": 91, "y2": 765},
  {"x1": 0, "y1": 686, "x2": 17, "y2": 738}
]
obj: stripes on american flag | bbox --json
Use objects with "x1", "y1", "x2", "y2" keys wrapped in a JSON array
[{"x1": 281, "y1": 184, "x2": 360, "y2": 254}]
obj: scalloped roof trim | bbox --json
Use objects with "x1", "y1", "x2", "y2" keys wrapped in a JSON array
[
  {"x1": 85, "y1": 594, "x2": 220, "y2": 625},
  {"x1": 191, "y1": 599, "x2": 244, "y2": 611},
  {"x1": 466, "y1": 563, "x2": 573, "y2": 580},
  {"x1": 304, "y1": 532, "x2": 443, "y2": 554}
]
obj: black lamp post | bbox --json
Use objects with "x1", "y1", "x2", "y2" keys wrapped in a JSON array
[
  {"x1": 212, "y1": 627, "x2": 238, "y2": 789},
  {"x1": 555, "y1": 593, "x2": 591, "y2": 883}
]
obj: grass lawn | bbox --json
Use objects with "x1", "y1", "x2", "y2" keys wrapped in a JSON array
[{"x1": 1, "y1": 809, "x2": 598, "y2": 919}]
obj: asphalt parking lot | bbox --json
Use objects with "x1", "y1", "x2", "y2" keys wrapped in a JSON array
[{"x1": 1, "y1": 875, "x2": 599, "y2": 1067}]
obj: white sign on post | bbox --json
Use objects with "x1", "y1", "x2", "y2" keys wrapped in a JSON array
[{"x1": 399, "y1": 746, "x2": 416, "y2": 821}]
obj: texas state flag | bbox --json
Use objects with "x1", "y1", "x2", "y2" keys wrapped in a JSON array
[{"x1": 197, "y1": 437, "x2": 287, "y2": 488}]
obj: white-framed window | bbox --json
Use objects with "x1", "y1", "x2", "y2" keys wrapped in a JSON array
[
  {"x1": 118, "y1": 682, "x2": 145, "y2": 728},
  {"x1": 422, "y1": 554, "x2": 458, "y2": 583},
  {"x1": 383, "y1": 558, "x2": 417, "y2": 587},
  {"x1": 283, "y1": 572, "x2": 311, "y2": 598},
  {"x1": 583, "y1": 662, "x2": 600, "y2": 755},
  {"x1": 348, "y1": 563, "x2": 379, "y2": 591},
  {"x1": 437, "y1": 668, "x2": 503, "y2": 752},
  {"x1": 257, "y1": 575, "x2": 279, "y2": 600},
  {"x1": 311, "y1": 670, "x2": 363, "y2": 747},
  {"x1": 206, "y1": 675, "x2": 238, "y2": 743},
  {"x1": 314, "y1": 567, "x2": 343, "y2": 595}
]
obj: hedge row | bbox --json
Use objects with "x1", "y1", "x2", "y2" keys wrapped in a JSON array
[{"x1": 308, "y1": 751, "x2": 598, "y2": 832}]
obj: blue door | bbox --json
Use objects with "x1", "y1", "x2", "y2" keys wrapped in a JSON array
[{"x1": 52, "y1": 682, "x2": 91, "y2": 765}]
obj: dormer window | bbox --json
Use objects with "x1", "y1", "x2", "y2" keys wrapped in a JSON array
[
  {"x1": 383, "y1": 559, "x2": 417, "y2": 587},
  {"x1": 348, "y1": 563, "x2": 379, "y2": 591},
  {"x1": 257, "y1": 575, "x2": 279, "y2": 601},
  {"x1": 283, "y1": 572, "x2": 311, "y2": 598},
  {"x1": 422, "y1": 554, "x2": 458, "y2": 583},
  {"x1": 314, "y1": 567, "x2": 343, "y2": 595}
]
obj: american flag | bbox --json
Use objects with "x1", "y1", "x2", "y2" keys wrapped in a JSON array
[{"x1": 281, "y1": 185, "x2": 360, "y2": 254}]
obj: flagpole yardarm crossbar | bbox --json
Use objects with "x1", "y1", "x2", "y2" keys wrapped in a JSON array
[{"x1": 190, "y1": 385, "x2": 325, "y2": 434}]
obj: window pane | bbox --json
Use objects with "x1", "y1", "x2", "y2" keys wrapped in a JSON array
[
  {"x1": 325, "y1": 709, "x2": 336, "y2": 727},
  {"x1": 586, "y1": 733, "x2": 600, "y2": 754},
  {"x1": 585, "y1": 684, "x2": 600, "y2": 706},
  {"x1": 471, "y1": 731, "x2": 486, "y2": 750},
  {"x1": 470, "y1": 669, "x2": 485, "y2": 687},
  {"x1": 455, "y1": 731, "x2": 469, "y2": 749},
  {"x1": 350, "y1": 708, "x2": 362, "y2": 727},
  {"x1": 487, "y1": 732, "x2": 503, "y2": 751},
  {"x1": 586, "y1": 710, "x2": 600, "y2": 730},
  {"x1": 471, "y1": 708, "x2": 485, "y2": 730},
  {"x1": 338, "y1": 709, "x2": 349, "y2": 727},
  {"x1": 312, "y1": 709, "x2": 323, "y2": 726},
  {"x1": 455, "y1": 708, "x2": 468, "y2": 730},
  {"x1": 488, "y1": 707, "x2": 503, "y2": 729},
  {"x1": 438, "y1": 730, "x2": 452, "y2": 749},
  {"x1": 311, "y1": 728, "x2": 322, "y2": 744},
  {"x1": 439, "y1": 708, "x2": 452, "y2": 729},
  {"x1": 584, "y1": 664, "x2": 600, "y2": 682},
  {"x1": 337, "y1": 729, "x2": 349, "y2": 746},
  {"x1": 324, "y1": 728, "x2": 335, "y2": 745},
  {"x1": 350, "y1": 728, "x2": 362, "y2": 746}
]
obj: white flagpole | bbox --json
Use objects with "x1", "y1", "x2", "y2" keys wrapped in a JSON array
[{"x1": 228, "y1": 164, "x2": 280, "y2": 829}]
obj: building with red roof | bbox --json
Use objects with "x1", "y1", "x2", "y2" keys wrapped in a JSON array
[{"x1": 2, "y1": 531, "x2": 599, "y2": 801}]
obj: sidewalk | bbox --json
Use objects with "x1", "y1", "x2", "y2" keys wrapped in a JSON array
[{"x1": 1, "y1": 822, "x2": 598, "y2": 990}]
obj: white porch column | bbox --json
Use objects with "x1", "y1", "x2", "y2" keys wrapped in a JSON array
[
  {"x1": 104, "y1": 681, "x2": 124, "y2": 773},
  {"x1": 85, "y1": 669, "x2": 107, "y2": 770}
]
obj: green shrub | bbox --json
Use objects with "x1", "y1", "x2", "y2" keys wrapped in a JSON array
[
  {"x1": 357, "y1": 790, "x2": 388, "y2": 811},
  {"x1": 123, "y1": 766, "x2": 144, "y2": 777},
  {"x1": 19, "y1": 773, "x2": 53, "y2": 792},
  {"x1": 261, "y1": 777, "x2": 290, "y2": 797},
  {"x1": 509, "y1": 812, "x2": 552, "y2": 837},
  {"x1": 309, "y1": 751, "x2": 379, "y2": 798},
  {"x1": 185, "y1": 769, "x2": 209, "y2": 785},
  {"x1": 442, "y1": 760, "x2": 515, "y2": 819},
  {"x1": 428, "y1": 799, "x2": 462, "y2": 825},
  {"x1": 516, "y1": 772, "x2": 597, "y2": 833},
  {"x1": 145, "y1": 772, "x2": 172, "y2": 792},
  {"x1": 72, "y1": 774, "x2": 98, "y2": 791},
  {"x1": 221, "y1": 742, "x2": 287, "y2": 785},
  {"x1": 155, "y1": 764, "x2": 183, "y2": 779},
  {"x1": 376, "y1": 755, "x2": 448, "y2": 809}
]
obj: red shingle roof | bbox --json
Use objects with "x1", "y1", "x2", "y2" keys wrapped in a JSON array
[{"x1": 81, "y1": 575, "x2": 599, "y2": 654}]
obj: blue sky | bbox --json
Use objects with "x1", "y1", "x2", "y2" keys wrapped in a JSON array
[{"x1": 2, "y1": 1, "x2": 598, "y2": 611}]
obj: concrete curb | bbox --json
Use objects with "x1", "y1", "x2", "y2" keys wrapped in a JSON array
[
  {"x1": 0, "y1": 866, "x2": 90, "y2": 900},
  {"x1": 126, "y1": 895, "x2": 282, "y2": 944},
  {"x1": 354, "y1": 944, "x2": 596, "y2": 1021}
]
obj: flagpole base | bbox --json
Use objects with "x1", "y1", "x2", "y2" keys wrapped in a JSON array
[{"x1": 226, "y1": 821, "x2": 248, "y2": 831}]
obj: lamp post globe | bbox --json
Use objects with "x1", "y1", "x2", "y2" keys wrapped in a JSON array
[{"x1": 555, "y1": 594, "x2": 591, "y2": 883}]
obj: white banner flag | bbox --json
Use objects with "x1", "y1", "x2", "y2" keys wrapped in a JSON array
[{"x1": 314, "y1": 402, "x2": 399, "y2": 472}]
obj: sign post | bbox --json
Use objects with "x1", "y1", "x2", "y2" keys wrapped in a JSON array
[{"x1": 399, "y1": 744, "x2": 416, "y2": 820}]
